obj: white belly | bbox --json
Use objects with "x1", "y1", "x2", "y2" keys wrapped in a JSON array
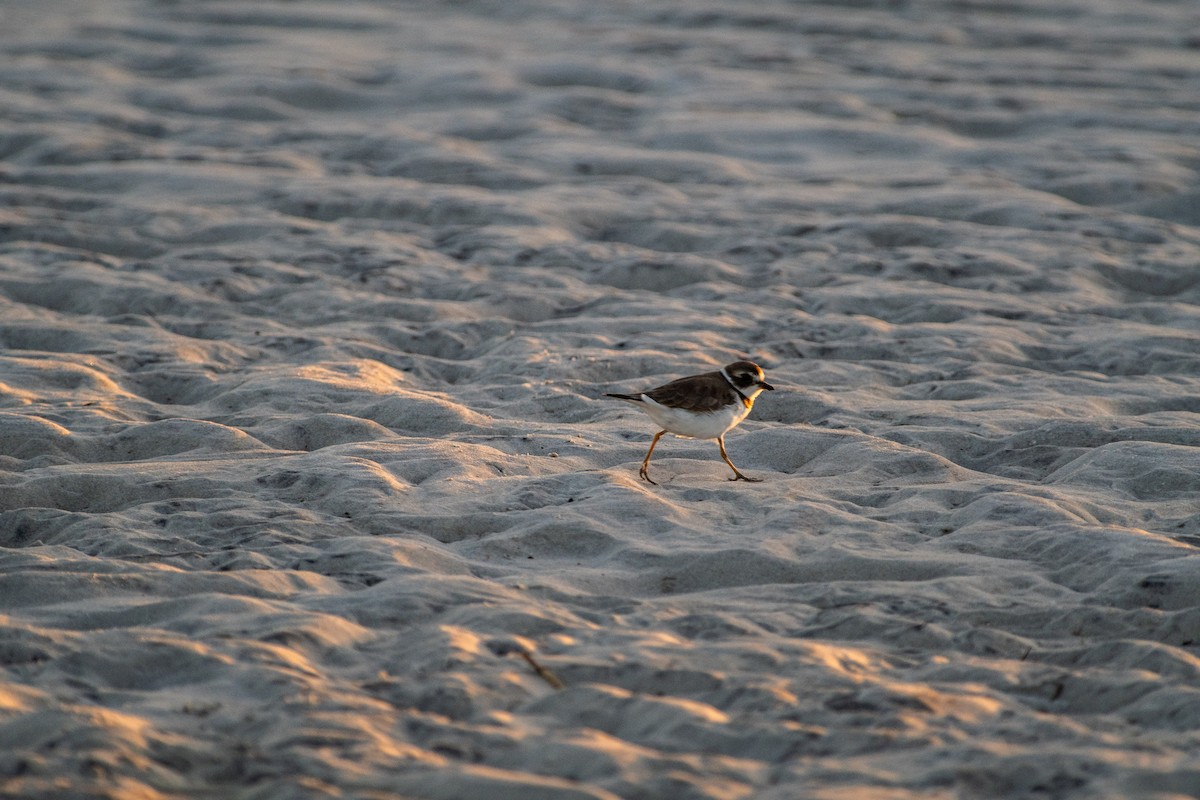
[{"x1": 637, "y1": 396, "x2": 750, "y2": 439}]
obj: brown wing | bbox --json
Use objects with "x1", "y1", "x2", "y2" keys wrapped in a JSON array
[{"x1": 644, "y1": 371, "x2": 737, "y2": 413}]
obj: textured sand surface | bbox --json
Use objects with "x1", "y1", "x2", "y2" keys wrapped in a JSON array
[{"x1": 2, "y1": 1, "x2": 1200, "y2": 798}]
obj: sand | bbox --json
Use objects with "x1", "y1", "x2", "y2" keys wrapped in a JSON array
[{"x1": 2, "y1": 0, "x2": 1200, "y2": 797}]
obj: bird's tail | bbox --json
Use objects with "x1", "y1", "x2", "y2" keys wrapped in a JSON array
[{"x1": 605, "y1": 392, "x2": 643, "y2": 403}]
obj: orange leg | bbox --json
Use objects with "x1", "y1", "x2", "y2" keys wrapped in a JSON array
[
  {"x1": 639, "y1": 430, "x2": 667, "y2": 485},
  {"x1": 718, "y1": 436, "x2": 761, "y2": 482}
]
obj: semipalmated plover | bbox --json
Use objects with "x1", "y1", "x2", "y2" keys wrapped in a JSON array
[{"x1": 606, "y1": 360, "x2": 774, "y2": 484}]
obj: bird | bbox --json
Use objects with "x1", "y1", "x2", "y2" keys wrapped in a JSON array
[{"x1": 606, "y1": 360, "x2": 774, "y2": 485}]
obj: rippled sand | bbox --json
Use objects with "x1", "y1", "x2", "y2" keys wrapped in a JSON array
[{"x1": 2, "y1": 1, "x2": 1200, "y2": 797}]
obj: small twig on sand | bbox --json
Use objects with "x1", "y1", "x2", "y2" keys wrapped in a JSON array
[
  {"x1": 486, "y1": 638, "x2": 566, "y2": 689},
  {"x1": 518, "y1": 649, "x2": 565, "y2": 690}
]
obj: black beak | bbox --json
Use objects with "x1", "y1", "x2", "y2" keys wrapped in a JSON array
[{"x1": 761, "y1": 381, "x2": 775, "y2": 391}]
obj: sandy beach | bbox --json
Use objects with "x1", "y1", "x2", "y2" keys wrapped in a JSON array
[{"x1": 2, "y1": 0, "x2": 1200, "y2": 797}]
